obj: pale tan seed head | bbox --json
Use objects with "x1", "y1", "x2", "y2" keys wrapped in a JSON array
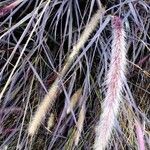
[
  {"x1": 28, "y1": 82, "x2": 59, "y2": 136},
  {"x1": 28, "y1": 7, "x2": 105, "y2": 136},
  {"x1": 74, "y1": 103, "x2": 86, "y2": 146},
  {"x1": 47, "y1": 113, "x2": 55, "y2": 130},
  {"x1": 67, "y1": 88, "x2": 82, "y2": 114}
]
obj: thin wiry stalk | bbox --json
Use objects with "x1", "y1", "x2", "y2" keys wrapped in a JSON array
[
  {"x1": 0, "y1": 0, "x2": 51, "y2": 101},
  {"x1": 28, "y1": 7, "x2": 105, "y2": 136},
  {"x1": 94, "y1": 16, "x2": 127, "y2": 150}
]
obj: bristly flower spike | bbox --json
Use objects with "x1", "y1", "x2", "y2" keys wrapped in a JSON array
[
  {"x1": 94, "y1": 16, "x2": 127, "y2": 150},
  {"x1": 28, "y1": 8, "x2": 105, "y2": 136}
]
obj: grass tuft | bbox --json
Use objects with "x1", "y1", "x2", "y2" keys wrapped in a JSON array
[{"x1": 0, "y1": 1, "x2": 149, "y2": 149}]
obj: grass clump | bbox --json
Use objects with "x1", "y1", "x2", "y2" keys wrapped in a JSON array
[{"x1": 0, "y1": 0, "x2": 150, "y2": 149}]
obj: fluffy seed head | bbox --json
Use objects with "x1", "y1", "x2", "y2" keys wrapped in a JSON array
[{"x1": 94, "y1": 16, "x2": 127, "y2": 150}]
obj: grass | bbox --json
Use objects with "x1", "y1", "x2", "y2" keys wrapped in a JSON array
[
  {"x1": 0, "y1": 0, "x2": 150, "y2": 149},
  {"x1": 94, "y1": 16, "x2": 127, "y2": 150}
]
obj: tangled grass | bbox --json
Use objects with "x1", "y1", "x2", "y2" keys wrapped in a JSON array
[{"x1": 0, "y1": 0, "x2": 150, "y2": 149}]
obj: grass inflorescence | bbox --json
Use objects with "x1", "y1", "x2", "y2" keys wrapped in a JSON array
[{"x1": 0, "y1": 0, "x2": 149, "y2": 149}]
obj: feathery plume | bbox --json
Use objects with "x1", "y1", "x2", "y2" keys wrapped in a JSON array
[
  {"x1": 135, "y1": 119, "x2": 145, "y2": 150},
  {"x1": 28, "y1": 81, "x2": 58, "y2": 136},
  {"x1": 74, "y1": 103, "x2": 86, "y2": 146},
  {"x1": 28, "y1": 8, "x2": 105, "y2": 136},
  {"x1": 94, "y1": 16, "x2": 127, "y2": 150},
  {"x1": 67, "y1": 88, "x2": 82, "y2": 114}
]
